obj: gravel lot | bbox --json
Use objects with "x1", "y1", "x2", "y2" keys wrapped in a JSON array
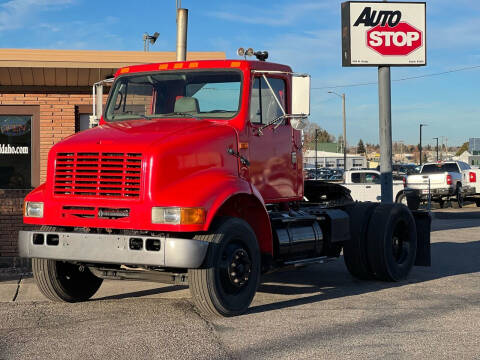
[{"x1": 1, "y1": 208, "x2": 479, "y2": 359}]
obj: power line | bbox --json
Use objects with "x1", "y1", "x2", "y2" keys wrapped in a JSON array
[{"x1": 313, "y1": 64, "x2": 480, "y2": 90}]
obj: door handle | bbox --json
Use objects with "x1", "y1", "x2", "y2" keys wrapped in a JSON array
[{"x1": 366, "y1": 185, "x2": 371, "y2": 189}]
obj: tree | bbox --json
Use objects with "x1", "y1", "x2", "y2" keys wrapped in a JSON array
[
  {"x1": 456, "y1": 141, "x2": 469, "y2": 156},
  {"x1": 302, "y1": 123, "x2": 335, "y2": 150},
  {"x1": 357, "y1": 139, "x2": 366, "y2": 155}
]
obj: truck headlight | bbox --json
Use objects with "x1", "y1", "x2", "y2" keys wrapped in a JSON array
[
  {"x1": 24, "y1": 202, "x2": 44, "y2": 218},
  {"x1": 151, "y1": 207, "x2": 205, "y2": 225}
]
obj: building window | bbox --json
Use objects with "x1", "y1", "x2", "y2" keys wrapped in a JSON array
[
  {"x1": 75, "y1": 105, "x2": 93, "y2": 132},
  {"x1": 0, "y1": 116, "x2": 31, "y2": 188},
  {"x1": 0, "y1": 106, "x2": 39, "y2": 189}
]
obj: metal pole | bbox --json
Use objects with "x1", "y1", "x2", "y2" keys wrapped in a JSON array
[
  {"x1": 433, "y1": 137, "x2": 439, "y2": 161},
  {"x1": 419, "y1": 124, "x2": 423, "y2": 166},
  {"x1": 176, "y1": 8, "x2": 188, "y2": 61},
  {"x1": 378, "y1": 66, "x2": 393, "y2": 203},
  {"x1": 342, "y1": 93, "x2": 347, "y2": 171},
  {"x1": 315, "y1": 129, "x2": 318, "y2": 180}
]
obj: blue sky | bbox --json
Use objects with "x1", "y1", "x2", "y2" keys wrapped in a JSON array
[{"x1": 0, "y1": 0, "x2": 478, "y2": 146}]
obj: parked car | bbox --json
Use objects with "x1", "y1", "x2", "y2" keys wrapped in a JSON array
[
  {"x1": 342, "y1": 169, "x2": 411, "y2": 205},
  {"x1": 406, "y1": 161, "x2": 476, "y2": 208}
]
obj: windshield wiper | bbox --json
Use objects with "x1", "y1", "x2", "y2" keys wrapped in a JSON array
[
  {"x1": 110, "y1": 113, "x2": 152, "y2": 121},
  {"x1": 161, "y1": 112, "x2": 199, "y2": 120}
]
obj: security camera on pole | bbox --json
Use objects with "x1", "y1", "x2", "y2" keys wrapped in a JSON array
[{"x1": 341, "y1": 1, "x2": 426, "y2": 203}]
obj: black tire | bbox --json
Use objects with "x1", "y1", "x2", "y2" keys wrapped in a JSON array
[
  {"x1": 188, "y1": 217, "x2": 261, "y2": 317},
  {"x1": 438, "y1": 199, "x2": 445, "y2": 209},
  {"x1": 366, "y1": 204, "x2": 417, "y2": 282},
  {"x1": 456, "y1": 186, "x2": 464, "y2": 208},
  {"x1": 32, "y1": 226, "x2": 103, "y2": 302},
  {"x1": 343, "y1": 202, "x2": 378, "y2": 280},
  {"x1": 476, "y1": 199, "x2": 480, "y2": 207}
]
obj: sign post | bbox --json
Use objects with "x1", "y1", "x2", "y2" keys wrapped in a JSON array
[
  {"x1": 341, "y1": 1, "x2": 426, "y2": 203},
  {"x1": 378, "y1": 65, "x2": 393, "y2": 202}
]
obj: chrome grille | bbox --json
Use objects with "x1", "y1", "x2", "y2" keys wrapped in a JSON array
[{"x1": 54, "y1": 152, "x2": 142, "y2": 198}]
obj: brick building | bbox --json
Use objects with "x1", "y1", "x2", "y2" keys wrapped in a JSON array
[{"x1": 0, "y1": 49, "x2": 224, "y2": 268}]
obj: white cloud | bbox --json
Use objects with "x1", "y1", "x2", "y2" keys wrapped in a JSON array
[{"x1": 0, "y1": 0, "x2": 73, "y2": 31}]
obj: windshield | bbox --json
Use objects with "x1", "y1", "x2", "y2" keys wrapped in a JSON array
[
  {"x1": 421, "y1": 163, "x2": 460, "y2": 174},
  {"x1": 105, "y1": 70, "x2": 242, "y2": 122}
]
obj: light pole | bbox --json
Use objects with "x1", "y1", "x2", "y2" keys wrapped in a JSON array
[
  {"x1": 143, "y1": 32, "x2": 159, "y2": 52},
  {"x1": 433, "y1": 137, "x2": 439, "y2": 162},
  {"x1": 315, "y1": 129, "x2": 319, "y2": 180},
  {"x1": 397, "y1": 140, "x2": 404, "y2": 163},
  {"x1": 419, "y1": 123, "x2": 427, "y2": 166},
  {"x1": 328, "y1": 91, "x2": 347, "y2": 171}
]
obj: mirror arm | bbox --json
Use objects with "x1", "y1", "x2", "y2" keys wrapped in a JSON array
[{"x1": 262, "y1": 74, "x2": 286, "y2": 116}]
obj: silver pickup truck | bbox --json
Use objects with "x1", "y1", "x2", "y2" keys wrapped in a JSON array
[{"x1": 406, "y1": 161, "x2": 476, "y2": 208}]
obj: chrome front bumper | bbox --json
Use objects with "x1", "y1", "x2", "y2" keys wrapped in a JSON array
[{"x1": 18, "y1": 230, "x2": 209, "y2": 269}]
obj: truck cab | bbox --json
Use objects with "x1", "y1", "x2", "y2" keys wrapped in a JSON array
[{"x1": 19, "y1": 58, "x2": 429, "y2": 317}]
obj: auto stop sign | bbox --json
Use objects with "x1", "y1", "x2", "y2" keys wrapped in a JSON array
[{"x1": 341, "y1": 2, "x2": 426, "y2": 66}]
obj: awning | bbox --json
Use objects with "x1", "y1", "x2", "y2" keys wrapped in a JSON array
[{"x1": 0, "y1": 49, "x2": 225, "y2": 87}]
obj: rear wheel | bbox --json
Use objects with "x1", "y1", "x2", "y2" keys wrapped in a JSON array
[
  {"x1": 456, "y1": 186, "x2": 464, "y2": 208},
  {"x1": 343, "y1": 202, "x2": 378, "y2": 280},
  {"x1": 438, "y1": 199, "x2": 445, "y2": 208},
  {"x1": 32, "y1": 227, "x2": 103, "y2": 302},
  {"x1": 189, "y1": 217, "x2": 260, "y2": 317},
  {"x1": 476, "y1": 199, "x2": 480, "y2": 207},
  {"x1": 366, "y1": 204, "x2": 417, "y2": 281}
]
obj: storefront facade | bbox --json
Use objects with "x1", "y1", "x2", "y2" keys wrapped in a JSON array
[{"x1": 0, "y1": 49, "x2": 224, "y2": 268}]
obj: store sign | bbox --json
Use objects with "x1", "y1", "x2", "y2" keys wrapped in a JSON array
[
  {"x1": 342, "y1": 1, "x2": 426, "y2": 66},
  {"x1": 0, "y1": 144, "x2": 29, "y2": 154}
]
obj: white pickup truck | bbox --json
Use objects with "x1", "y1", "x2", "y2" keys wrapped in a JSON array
[
  {"x1": 342, "y1": 170, "x2": 409, "y2": 204},
  {"x1": 405, "y1": 161, "x2": 476, "y2": 208}
]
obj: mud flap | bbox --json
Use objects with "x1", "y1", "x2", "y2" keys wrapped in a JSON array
[{"x1": 412, "y1": 210, "x2": 431, "y2": 266}]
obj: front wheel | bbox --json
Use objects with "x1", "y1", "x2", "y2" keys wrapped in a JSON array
[
  {"x1": 32, "y1": 258, "x2": 103, "y2": 302},
  {"x1": 32, "y1": 226, "x2": 103, "y2": 302},
  {"x1": 189, "y1": 217, "x2": 260, "y2": 317}
]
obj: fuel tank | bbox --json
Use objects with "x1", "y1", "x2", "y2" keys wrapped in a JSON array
[{"x1": 270, "y1": 210, "x2": 323, "y2": 261}]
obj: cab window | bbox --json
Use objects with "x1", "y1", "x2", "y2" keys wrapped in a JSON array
[
  {"x1": 250, "y1": 77, "x2": 286, "y2": 125},
  {"x1": 351, "y1": 173, "x2": 361, "y2": 183},
  {"x1": 365, "y1": 172, "x2": 380, "y2": 184}
]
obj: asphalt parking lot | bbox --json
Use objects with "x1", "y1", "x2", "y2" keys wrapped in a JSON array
[{"x1": 1, "y1": 207, "x2": 479, "y2": 360}]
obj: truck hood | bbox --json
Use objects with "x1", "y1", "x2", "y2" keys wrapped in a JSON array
[{"x1": 56, "y1": 118, "x2": 225, "y2": 152}]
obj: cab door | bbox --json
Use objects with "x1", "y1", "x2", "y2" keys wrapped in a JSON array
[{"x1": 247, "y1": 75, "x2": 297, "y2": 202}]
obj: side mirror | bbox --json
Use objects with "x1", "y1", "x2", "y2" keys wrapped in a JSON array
[
  {"x1": 291, "y1": 75, "x2": 310, "y2": 117},
  {"x1": 290, "y1": 117, "x2": 308, "y2": 131}
]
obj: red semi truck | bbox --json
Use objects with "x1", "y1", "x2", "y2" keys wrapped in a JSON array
[{"x1": 19, "y1": 57, "x2": 430, "y2": 316}]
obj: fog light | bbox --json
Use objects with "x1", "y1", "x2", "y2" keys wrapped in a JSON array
[
  {"x1": 24, "y1": 202, "x2": 44, "y2": 218},
  {"x1": 151, "y1": 207, "x2": 205, "y2": 225}
]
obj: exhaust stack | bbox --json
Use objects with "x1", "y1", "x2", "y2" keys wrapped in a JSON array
[{"x1": 176, "y1": 8, "x2": 188, "y2": 61}]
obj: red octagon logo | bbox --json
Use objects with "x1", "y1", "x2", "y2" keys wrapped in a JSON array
[{"x1": 367, "y1": 22, "x2": 423, "y2": 56}]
